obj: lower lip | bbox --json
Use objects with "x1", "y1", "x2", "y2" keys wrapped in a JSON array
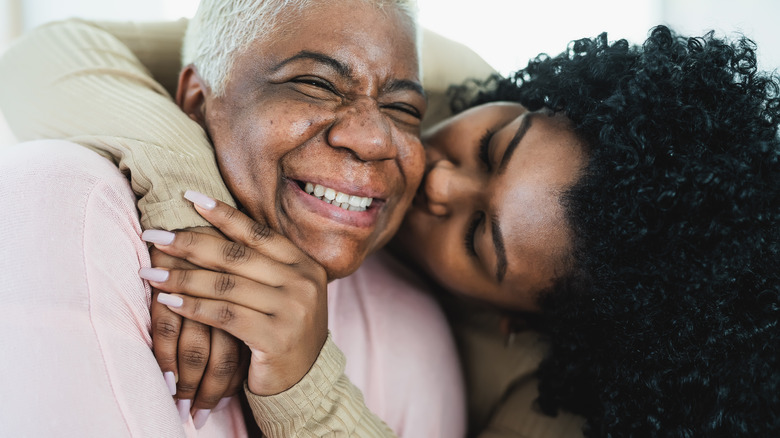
[{"x1": 286, "y1": 179, "x2": 382, "y2": 228}]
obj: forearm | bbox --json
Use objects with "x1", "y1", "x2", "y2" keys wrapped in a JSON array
[
  {"x1": 0, "y1": 19, "x2": 235, "y2": 230},
  {"x1": 245, "y1": 335, "x2": 397, "y2": 437}
]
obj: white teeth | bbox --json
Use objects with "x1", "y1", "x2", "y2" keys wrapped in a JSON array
[
  {"x1": 303, "y1": 182, "x2": 373, "y2": 212},
  {"x1": 324, "y1": 188, "x2": 336, "y2": 201}
]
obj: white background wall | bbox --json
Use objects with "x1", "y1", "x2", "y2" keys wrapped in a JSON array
[{"x1": 2, "y1": 0, "x2": 780, "y2": 147}]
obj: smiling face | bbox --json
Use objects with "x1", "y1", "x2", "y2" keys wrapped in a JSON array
[
  {"x1": 181, "y1": 1, "x2": 425, "y2": 280},
  {"x1": 391, "y1": 102, "x2": 586, "y2": 311}
]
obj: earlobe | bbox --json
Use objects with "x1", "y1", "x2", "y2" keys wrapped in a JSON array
[{"x1": 176, "y1": 65, "x2": 208, "y2": 127}]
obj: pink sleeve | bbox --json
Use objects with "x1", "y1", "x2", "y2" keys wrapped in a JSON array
[
  {"x1": 329, "y1": 251, "x2": 467, "y2": 438},
  {"x1": 0, "y1": 140, "x2": 245, "y2": 437}
]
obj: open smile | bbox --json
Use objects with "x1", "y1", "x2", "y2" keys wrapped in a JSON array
[{"x1": 301, "y1": 182, "x2": 373, "y2": 212}]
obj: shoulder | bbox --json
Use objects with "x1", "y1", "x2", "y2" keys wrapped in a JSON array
[{"x1": 0, "y1": 140, "x2": 137, "y2": 225}]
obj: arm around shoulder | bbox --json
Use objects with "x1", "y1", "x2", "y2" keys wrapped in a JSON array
[{"x1": 0, "y1": 18, "x2": 235, "y2": 231}]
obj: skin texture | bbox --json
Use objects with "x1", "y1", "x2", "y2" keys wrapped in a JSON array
[
  {"x1": 145, "y1": 197, "x2": 329, "y2": 398},
  {"x1": 152, "y1": 0, "x2": 425, "y2": 421},
  {"x1": 391, "y1": 102, "x2": 586, "y2": 312},
  {"x1": 178, "y1": 0, "x2": 426, "y2": 281}
]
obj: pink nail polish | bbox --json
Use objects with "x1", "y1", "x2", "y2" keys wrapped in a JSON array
[
  {"x1": 184, "y1": 190, "x2": 216, "y2": 210},
  {"x1": 193, "y1": 409, "x2": 211, "y2": 429},
  {"x1": 139, "y1": 267, "x2": 169, "y2": 283},
  {"x1": 214, "y1": 396, "x2": 233, "y2": 412},
  {"x1": 142, "y1": 229, "x2": 175, "y2": 245},
  {"x1": 177, "y1": 399, "x2": 192, "y2": 423},
  {"x1": 163, "y1": 371, "x2": 177, "y2": 396},
  {"x1": 157, "y1": 293, "x2": 183, "y2": 308}
]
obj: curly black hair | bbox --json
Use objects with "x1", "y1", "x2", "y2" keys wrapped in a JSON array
[{"x1": 450, "y1": 26, "x2": 780, "y2": 437}]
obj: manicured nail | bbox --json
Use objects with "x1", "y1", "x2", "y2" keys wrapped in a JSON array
[
  {"x1": 142, "y1": 229, "x2": 175, "y2": 245},
  {"x1": 193, "y1": 409, "x2": 211, "y2": 429},
  {"x1": 177, "y1": 399, "x2": 192, "y2": 423},
  {"x1": 214, "y1": 396, "x2": 233, "y2": 412},
  {"x1": 139, "y1": 267, "x2": 169, "y2": 283},
  {"x1": 157, "y1": 293, "x2": 183, "y2": 308},
  {"x1": 163, "y1": 371, "x2": 177, "y2": 395},
  {"x1": 184, "y1": 190, "x2": 216, "y2": 210}
]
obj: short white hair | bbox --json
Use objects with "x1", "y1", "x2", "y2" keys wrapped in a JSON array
[{"x1": 182, "y1": 0, "x2": 420, "y2": 96}]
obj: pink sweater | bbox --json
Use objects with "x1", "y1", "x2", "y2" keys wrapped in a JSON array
[{"x1": 0, "y1": 140, "x2": 465, "y2": 437}]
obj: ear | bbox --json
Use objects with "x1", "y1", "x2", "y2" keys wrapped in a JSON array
[{"x1": 176, "y1": 65, "x2": 208, "y2": 128}]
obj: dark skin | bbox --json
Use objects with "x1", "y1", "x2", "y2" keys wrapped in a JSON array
[{"x1": 143, "y1": 0, "x2": 426, "y2": 423}]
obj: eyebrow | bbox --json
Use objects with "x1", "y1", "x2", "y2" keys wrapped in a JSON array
[
  {"x1": 271, "y1": 51, "x2": 353, "y2": 78},
  {"x1": 383, "y1": 79, "x2": 426, "y2": 100},
  {"x1": 491, "y1": 215, "x2": 507, "y2": 283},
  {"x1": 271, "y1": 51, "x2": 426, "y2": 100},
  {"x1": 490, "y1": 113, "x2": 535, "y2": 283},
  {"x1": 498, "y1": 113, "x2": 534, "y2": 174}
]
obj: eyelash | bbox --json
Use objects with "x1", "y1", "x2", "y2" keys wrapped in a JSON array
[
  {"x1": 383, "y1": 103, "x2": 421, "y2": 119},
  {"x1": 292, "y1": 77, "x2": 336, "y2": 93},
  {"x1": 464, "y1": 211, "x2": 485, "y2": 256},
  {"x1": 478, "y1": 129, "x2": 494, "y2": 170}
]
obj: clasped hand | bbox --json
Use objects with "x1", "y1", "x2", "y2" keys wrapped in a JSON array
[{"x1": 139, "y1": 191, "x2": 329, "y2": 422}]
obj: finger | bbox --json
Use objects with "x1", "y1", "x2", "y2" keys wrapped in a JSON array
[
  {"x1": 144, "y1": 232, "x2": 297, "y2": 288},
  {"x1": 175, "y1": 319, "x2": 211, "y2": 402},
  {"x1": 150, "y1": 245, "x2": 198, "y2": 270},
  {"x1": 184, "y1": 190, "x2": 304, "y2": 263},
  {"x1": 192, "y1": 328, "x2": 242, "y2": 411},
  {"x1": 157, "y1": 293, "x2": 275, "y2": 352},
  {"x1": 225, "y1": 345, "x2": 250, "y2": 398},
  {"x1": 144, "y1": 267, "x2": 286, "y2": 314},
  {"x1": 151, "y1": 288, "x2": 182, "y2": 396}
]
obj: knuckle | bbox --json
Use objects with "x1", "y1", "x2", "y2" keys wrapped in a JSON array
[
  {"x1": 214, "y1": 273, "x2": 235, "y2": 297},
  {"x1": 153, "y1": 317, "x2": 180, "y2": 340},
  {"x1": 210, "y1": 358, "x2": 240, "y2": 379},
  {"x1": 247, "y1": 221, "x2": 272, "y2": 245},
  {"x1": 180, "y1": 347, "x2": 209, "y2": 368},
  {"x1": 222, "y1": 241, "x2": 249, "y2": 264},
  {"x1": 223, "y1": 206, "x2": 239, "y2": 222},
  {"x1": 217, "y1": 303, "x2": 237, "y2": 325},
  {"x1": 176, "y1": 231, "x2": 198, "y2": 251},
  {"x1": 177, "y1": 381, "x2": 199, "y2": 394},
  {"x1": 175, "y1": 269, "x2": 192, "y2": 289}
]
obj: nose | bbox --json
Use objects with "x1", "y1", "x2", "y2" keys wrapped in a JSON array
[
  {"x1": 424, "y1": 159, "x2": 481, "y2": 216},
  {"x1": 327, "y1": 99, "x2": 395, "y2": 161}
]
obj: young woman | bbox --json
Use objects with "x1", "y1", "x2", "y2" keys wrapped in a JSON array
[{"x1": 2, "y1": 10, "x2": 777, "y2": 437}]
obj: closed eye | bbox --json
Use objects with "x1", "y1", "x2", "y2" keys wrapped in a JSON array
[
  {"x1": 291, "y1": 76, "x2": 338, "y2": 97},
  {"x1": 464, "y1": 211, "x2": 485, "y2": 256},
  {"x1": 382, "y1": 102, "x2": 422, "y2": 120},
  {"x1": 478, "y1": 129, "x2": 494, "y2": 171}
]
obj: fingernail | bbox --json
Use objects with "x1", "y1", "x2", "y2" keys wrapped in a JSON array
[
  {"x1": 142, "y1": 229, "x2": 175, "y2": 245},
  {"x1": 157, "y1": 293, "x2": 183, "y2": 308},
  {"x1": 184, "y1": 190, "x2": 216, "y2": 210},
  {"x1": 214, "y1": 396, "x2": 233, "y2": 412},
  {"x1": 193, "y1": 409, "x2": 211, "y2": 429},
  {"x1": 163, "y1": 371, "x2": 177, "y2": 395},
  {"x1": 177, "y1": 399, "x2": 192, "y2": 423},
  {"x1": 139, "y1": 267, "x2": 169, "y2": 283}
]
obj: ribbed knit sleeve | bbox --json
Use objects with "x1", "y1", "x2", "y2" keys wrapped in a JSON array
[
  {"x1": 245, "y1": 335, "x2": 396, "y2": 437},
  {"x1": 0, "y1": 19, "x2": 236, "y2": 231}
]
